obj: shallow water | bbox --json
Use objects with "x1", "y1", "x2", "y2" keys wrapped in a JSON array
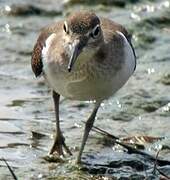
[{"x1": 0, "y1": 0, "x2": 170, "y2": 179}]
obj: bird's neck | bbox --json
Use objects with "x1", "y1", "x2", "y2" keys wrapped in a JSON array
[{"x1": 74, "y1": 48, "x2": 98, "y2": 68}]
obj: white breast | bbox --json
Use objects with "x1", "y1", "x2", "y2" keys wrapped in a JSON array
[
  {"x1": 116, "y1": 31, "x2": 136, "y2": 77},
  {"x1": 42, "y1": 33, "x2": 57, "y2": 70},
  {"x1": 41, "y1": 32, "x2": 136, "y2": 101}
]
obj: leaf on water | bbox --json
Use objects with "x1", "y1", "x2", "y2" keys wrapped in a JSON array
[
  {"x1": 122, "y1": 135, "x2": 164, "y2": 145},
  {"x1": 31, "y1": 131, "x2": 46, "y2": 140},
  {"x1": 7, "y1": 99, "x2": 26, "y2": 107}
]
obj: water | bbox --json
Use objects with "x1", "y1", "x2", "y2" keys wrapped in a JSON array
[{"x1": 0, "y1": 0, "x2": 170, "y2": 179}]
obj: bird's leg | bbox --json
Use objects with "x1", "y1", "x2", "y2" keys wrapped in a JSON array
[
  {"x1": 77, "y1": 102, "x2": 101, "y2": 164},
  {"x1": 49, "y1": 91, "x2": 72, "y2": 156}
]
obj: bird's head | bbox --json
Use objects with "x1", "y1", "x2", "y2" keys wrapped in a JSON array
[{"x1": 62, "y1": 11, "x2": 103, "y2": 72}]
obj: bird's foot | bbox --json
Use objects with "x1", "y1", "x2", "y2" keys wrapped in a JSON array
[
  {"x1": 44, "y1": 134, "x2": 72, "y2": 163},
  {"x1": 43, "y1": 153, "x2": 65, "y2": 163},
  {"x1": 50, "y1": 135, "x2": 72, "y2": 156}
]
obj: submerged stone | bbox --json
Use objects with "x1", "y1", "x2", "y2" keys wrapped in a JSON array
[
  {"x1": 64, "y1": 0, "x2": 126, "y2": 7},
  {"x1": 134, "y1": 32, "x2": 156, "y2": 49},
  {"x1": 136, "y1": 99, "x2": 169, "y2": 113},
  {"x1": 160, "y1": 74, "x2": 170, "y2": 85},
  {"x1": 3, "y1": 4, "x2": 62, "y2": 17},
  {"x1": 63, "y1": 0, "x2": 145, "y2": 8}
]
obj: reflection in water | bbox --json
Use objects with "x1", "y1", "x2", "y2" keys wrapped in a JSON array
[
  {"x1": 162, "y1": 103, "x2": 170, "y2": 112},
  {"x1": 147, "y1": 68, "x2": 155, "y2": 75},
  {"x1": 4, "y1": 5, "x2": 11, "y2": 12}
]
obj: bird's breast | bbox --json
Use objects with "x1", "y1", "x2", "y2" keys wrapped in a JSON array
[
  {"x1": 43, "y1": 53, "x2": 117, "y2": 101},
  {"x1": 42, "y1": 33, "x2": 135, "y2": 101}
]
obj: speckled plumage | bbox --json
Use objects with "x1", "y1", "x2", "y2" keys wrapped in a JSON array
[
  {"x1": 31, "y1": 13, "x2": 135, "y2": 79},
  {"x1": 31, "y1": 11, "x2": 136, "y2": 163},
  {"x1": 67, "y1": 12, "x2": 100, "y2": 34}
]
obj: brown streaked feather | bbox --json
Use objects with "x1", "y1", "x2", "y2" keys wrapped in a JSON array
[
  {"x1": 31, "y1": 21, "x2": 63, "y2": 77},
  {"x1": 31, "y1": 34, "x2": 45, "y2": 77},
  {"x1": 67, "y1": 11, "x2": 100, "y2": 34},
  {"x1": 31, "y1": 13, "x2": 136, "y2": 77}
]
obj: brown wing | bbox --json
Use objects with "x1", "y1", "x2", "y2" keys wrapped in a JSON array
[
  {"x1": 100, "y1": 17, "x2": 131, "y2": 43},
  {"x1": 31, "y1": 21, "x2": 63, "y2": 77},
  {"x1": 100, "y1": 17, "x2": 136, "y2": 70}
]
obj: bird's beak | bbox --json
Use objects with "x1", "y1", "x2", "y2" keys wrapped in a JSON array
[{"x1": 67, "y1": 39, "x2": 84, "y2": 72}]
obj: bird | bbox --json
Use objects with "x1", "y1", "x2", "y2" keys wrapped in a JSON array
[{"x1": 31, "y1": 11, "x2": 136, "y2": 164}]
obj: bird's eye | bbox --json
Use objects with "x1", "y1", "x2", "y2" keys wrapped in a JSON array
[
  {"x1": 63, "y1": 21, "x2": 69, "y2": 34},
  {"x1": 91, "y1": 25, "x2": 100, "y2": 38}
]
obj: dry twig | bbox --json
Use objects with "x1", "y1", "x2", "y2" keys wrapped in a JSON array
[
  {"x1": 91, "y1": 125, "x2": 170, "y2": 166},
  {"x1": 1, "y1": 158, "x2": 18, "y2": 180},
  {"x1": 153, "y1": 150, "x2": 170, "y2": 179}
]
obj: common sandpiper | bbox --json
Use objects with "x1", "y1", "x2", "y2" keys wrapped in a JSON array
[{"x1": 31, "y1": 11, "x2": 136, "y2": 164}]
